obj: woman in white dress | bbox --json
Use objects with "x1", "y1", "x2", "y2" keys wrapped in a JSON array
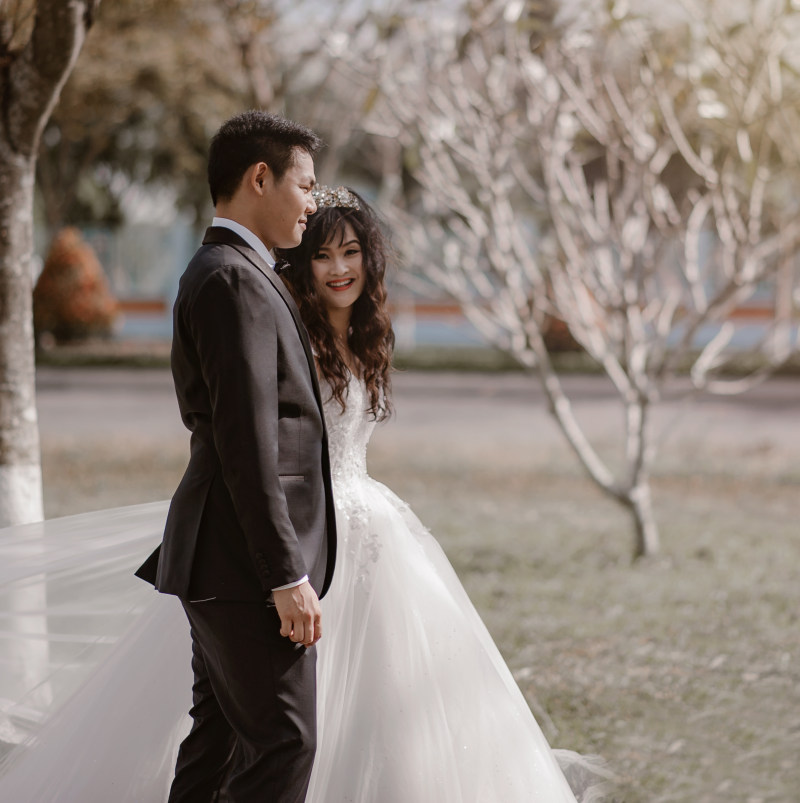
[
  {"x1": 278, "y1": 186, "x2": 610, "y2": 803},
  {"x1": 0, "y1": 187, "x2": 612, "y2": 802}
]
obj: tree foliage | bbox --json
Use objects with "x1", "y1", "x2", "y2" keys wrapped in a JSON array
[
  {"x1": 36, "y1": 0, "x2": 242, "y2": 227},
  {"x1": 36, "y1": 0, "x2": 359, "y2": 228}
]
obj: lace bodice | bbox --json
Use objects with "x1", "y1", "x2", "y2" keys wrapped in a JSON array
[
  {"x1": 322, "y1": 375, "x2": 376, "y2": 488},
  {"x1": 321, "y1": 376, "x2": 383, "y2": 587}
]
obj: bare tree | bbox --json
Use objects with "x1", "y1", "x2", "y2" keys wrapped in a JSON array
[
  {"x1": 0, "y1": 0, "x2": 100, "y2": 526},
  {"x1": 348, "y1": 0, "x2": 800, "y2": 557}
]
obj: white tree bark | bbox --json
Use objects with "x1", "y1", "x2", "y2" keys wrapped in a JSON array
[
  {"x1": 0, "y1": 466, "x2": 43, "y2": 524},
  {"x1": 1, "y1": 0, "x2": 99, "y2": 716},
  {"x1": 0, "y1": 0, "x2": 99, "y2": 527},
  {"x1": 0, "y1": 155, "x2": 43, "y2": 526}
]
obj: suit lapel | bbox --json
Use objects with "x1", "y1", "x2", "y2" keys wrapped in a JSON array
[{"x1": 201, "y1": 227, "x2": 326, "y2": 415}]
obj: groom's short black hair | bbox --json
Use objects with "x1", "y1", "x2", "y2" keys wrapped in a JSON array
[{"x1": 208, "y1": 111, "x2": 323, "y2": 206}]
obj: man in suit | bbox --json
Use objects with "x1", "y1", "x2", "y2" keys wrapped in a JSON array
[{"x1": 136, "y1": 111, "x2": 336, "y2": 803}]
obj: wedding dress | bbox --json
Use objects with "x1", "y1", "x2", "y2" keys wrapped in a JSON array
[
  {"x1": 307, "y1": 375, "x2": 604, "y2": 802},
  {"x1": 0, "y1": 376, "x2": 611, "y2": 802}
]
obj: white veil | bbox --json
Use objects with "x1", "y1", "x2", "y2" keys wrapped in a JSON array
[{"x1": 0, "y1": 502, "x2": 191, "y2": 802}]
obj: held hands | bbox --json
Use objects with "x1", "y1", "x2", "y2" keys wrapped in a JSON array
[{"x1": 273, "y1": 581, "x2": 322, "y2": 647}]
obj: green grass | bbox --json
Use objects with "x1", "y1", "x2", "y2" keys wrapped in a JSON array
[{"x1": 41, "y1": 443, "x2": 799, "y2": 802}]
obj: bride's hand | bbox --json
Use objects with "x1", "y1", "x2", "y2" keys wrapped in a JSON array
[{"x1": 273, "y1": 582, "x2": 322, "y2": 646}]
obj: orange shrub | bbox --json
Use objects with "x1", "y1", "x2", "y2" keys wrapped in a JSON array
[{"x1": 34, "y1": 227, "x2": 118, "y2": 343}]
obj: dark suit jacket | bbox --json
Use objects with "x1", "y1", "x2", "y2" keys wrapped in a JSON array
[{"x1": 136, "y1": 227, "x2": 336, "y2": 602}]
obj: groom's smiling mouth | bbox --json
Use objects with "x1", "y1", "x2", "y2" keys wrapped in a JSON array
[{"x1": 327, "y1": 279, "x2": 356, "y2": 291}]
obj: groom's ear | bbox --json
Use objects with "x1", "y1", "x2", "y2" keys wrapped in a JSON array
[{"x1": 250, "y1": 162, "x2": 273, "y2": 195}]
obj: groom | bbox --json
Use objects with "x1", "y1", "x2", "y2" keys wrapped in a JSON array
[{"x1": 136, "y1": 111, "x2": 337, "y2": 803}]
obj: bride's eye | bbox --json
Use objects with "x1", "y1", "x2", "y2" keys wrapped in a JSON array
[{"x1": 345, "y1": 248, "x2": 361, "y2": 257}]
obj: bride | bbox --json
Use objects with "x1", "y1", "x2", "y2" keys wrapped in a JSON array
[
  {"x1": 279, "y1": 186, "x2": 609, "y2": 803},
  {"x1": 0, "y1": 187, "x2": 612, "y2": 802}
]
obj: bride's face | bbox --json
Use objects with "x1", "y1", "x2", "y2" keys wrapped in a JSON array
[{"x1": 310, "y1": 222, "x2": 366, "y2": 313}]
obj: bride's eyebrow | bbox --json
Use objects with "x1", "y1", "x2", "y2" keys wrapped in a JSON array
[{"x1": 322, "y1": 238, "x2": 360, "y2": 250}]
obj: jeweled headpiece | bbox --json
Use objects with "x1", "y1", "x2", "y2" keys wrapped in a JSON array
[{"x1": 312, "y1": 185, "x2": 361, "y2": 210}]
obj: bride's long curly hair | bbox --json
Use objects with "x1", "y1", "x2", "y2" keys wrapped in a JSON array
[{"x1": 278, "y1": 190, "x2": 394, "y2": 420}]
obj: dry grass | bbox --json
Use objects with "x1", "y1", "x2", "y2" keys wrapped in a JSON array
[
  {"x1": 41, "y1": 440, "x2": 799, "y2": 803},
  {"x1": 370, "y1": 454, "x2": 799, "y2": 803}
]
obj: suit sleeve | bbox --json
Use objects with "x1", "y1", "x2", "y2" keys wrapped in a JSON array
[{"x1": 189, "y1": 265, "x2": 308, "y2": 592}]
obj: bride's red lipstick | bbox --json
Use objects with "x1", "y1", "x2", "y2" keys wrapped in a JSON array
[{"x1": 326, "y1": 279, "x2": 355, "y2": 291}]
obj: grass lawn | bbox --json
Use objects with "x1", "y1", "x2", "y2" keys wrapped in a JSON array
[{"x1": 41, "y1": 440, "x2": 798, "y2": 802}]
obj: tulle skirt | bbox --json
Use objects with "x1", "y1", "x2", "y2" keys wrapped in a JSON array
[
  {"x1": 0, "y1": 498, "x2": 612, "y2": 801},
  {"x1": 307, "y1": 475, "x2": 593, "y2": 803}
]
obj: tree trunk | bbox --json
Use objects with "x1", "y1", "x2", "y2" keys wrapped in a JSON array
[
  {"x1": 0, "y1": 150, "x2": 50, "y2": 707},
  {"x1": 1, "y1": 0, "x2": 99, "y2": 716},
  {"x1": 0, "y1": 151, "x2": 44, "y2": 526},
  {"x1": 624, "y1": 398, "x2": 660, "y2": 558},
  {"x1": 0, "y1": 0, "x2": 98, "y2": 525},
  {"x1": 628, "y1": 481, "x2": 660, "y2": 559}
]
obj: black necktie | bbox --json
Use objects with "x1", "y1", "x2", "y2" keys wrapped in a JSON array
[{"x1": 273, "y1": 259, "x2": 291, "y2": 275}]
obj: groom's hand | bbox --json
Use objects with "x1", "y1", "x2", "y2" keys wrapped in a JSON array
[{"x1": 273, "y1": 582, "x2": 322, "y2": 646}]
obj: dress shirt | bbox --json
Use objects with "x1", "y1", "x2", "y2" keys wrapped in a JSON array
[
  {"x1": 211, "y1": 217, "x2": 276, "y2": 268},
  {"x1": 210, "y1": 217, "x2": 308, "y2": 593}
]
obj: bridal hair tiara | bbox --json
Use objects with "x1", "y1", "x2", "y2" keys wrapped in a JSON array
[{"x1": 312, "y1": 185, "x2": 361, "y2": 210}]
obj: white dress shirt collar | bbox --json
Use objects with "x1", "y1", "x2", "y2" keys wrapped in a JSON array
[{"x1": 211, "y1": 217, "x2": 275, "y2": 268}]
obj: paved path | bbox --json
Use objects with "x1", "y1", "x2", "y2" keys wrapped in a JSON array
[{"x1": 36, "y1": 367, "x2": 799, "y2": 475}]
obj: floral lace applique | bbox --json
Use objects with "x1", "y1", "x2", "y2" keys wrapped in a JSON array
[{"x1": 323, "y1": 375, "x2": 382, "y2": 588}]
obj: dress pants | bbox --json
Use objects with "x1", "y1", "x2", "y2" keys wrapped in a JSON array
[{"x1": 168, "y1": 600, "x2": 317, "y2": 803}]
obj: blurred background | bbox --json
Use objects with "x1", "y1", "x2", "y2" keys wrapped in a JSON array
[
  {"x1": 30, "y1": 0, "x2": 800, "y2": 356},
  {"x1": 6, "y1": 0, "x2": 800, "y2": 800}
]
